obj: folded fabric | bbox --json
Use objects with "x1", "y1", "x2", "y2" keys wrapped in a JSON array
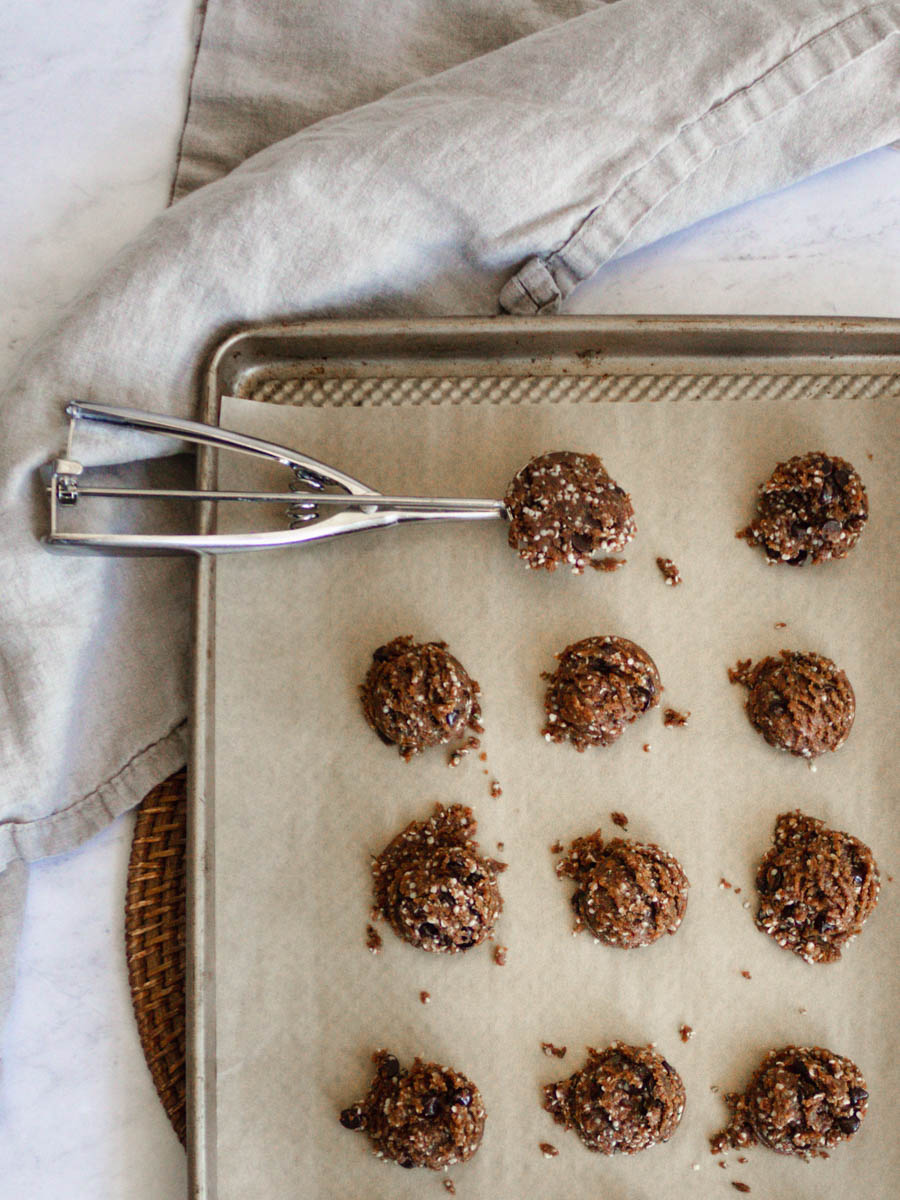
[{"x1": 1, "y1": 0, "x2": 898, "y2": 1023}]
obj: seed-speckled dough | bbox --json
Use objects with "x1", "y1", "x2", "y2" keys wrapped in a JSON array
[
  {"x1": 755, "y1": 811, "x2": 879, "y2": 964},
  {"x1": 372, "y1": 803, "x2": 506, "y2": 953},
  {"x1": 545, "y1": 1042, "x2": 685, "y2": 1154},
  {"x1": 543, "y1": 636, "x2": 661, "y2": 751},
  {"x1": 710, "y1": 1045, "x2": 868, "y2": 1158},
  {"x1": 504, "y1": 451, "x2": 635, "y2": 572},
  {"x1": 739, "y1": 451, "x2": 868, "y2": 565},
  {"x1": 556, "y1": 830, "x2": 688, "y2": 947},
  {"x1": 728, "y1": 650, "x2": 854, "y2": 759},
  {"x1": 360, "y1": 636, "x2": 482, "y2": 761},
  {"x1": 340, "y1": 1051, "x2": 486, "y2": 1170}
]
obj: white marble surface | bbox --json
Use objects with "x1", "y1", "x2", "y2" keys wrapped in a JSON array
[{"x1": 1, "y1": 2, "x2": 898, "y2": 1197}]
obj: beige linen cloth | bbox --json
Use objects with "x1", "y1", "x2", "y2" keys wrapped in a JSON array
[{"x1": 1, "y1": 0, "x2": 898, "y2": 1032}]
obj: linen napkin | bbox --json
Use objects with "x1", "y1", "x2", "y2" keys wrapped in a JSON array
[{"x1": 1, "y1": 0, "x2": 898, "y2": 1035}]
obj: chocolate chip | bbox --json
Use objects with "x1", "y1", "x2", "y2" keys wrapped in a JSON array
[
  {"x1": 765, "y1": 543, "x2": 781, "y2": 559},
  {"x1": 339, "y1": 1106, "x2": 364, "y2": 1130},
  {"x1": 446, "y1": 860, "x2": 466, "y2": 877},
  {"x1": 764, "y1": 866, "x2": 783, "y2": 891},
  {"x1": 820, "y1": 484, "x2": 833, "y2": 504},
  {"x1": 838, "y1": 1114, "x2": 860, "y2": 1135},
  {"x1": 381, "y1": 1055, "x2": 400, "y2": 1079},
  {"x1": 398, "y1": 1158, "x2": 415, "y2": 1169},
  {"x1": 454, "y1": 1090, "x2": 472, "y2": 1107},
  {"x1": 572, "y1": 532, "x2": 593, "y2": 553},
  {"x1": 834, "y1": 467, "x2": 851, "y2": 488},
  {"x1": 465, "y1": 872, "x2": 483, "y2": 886},
  {"x1": 786, "y1": 549, "x2": 808, "y2": 565},
  {"x1": 814, "y1": 911, "x2": 830, "y2": 933},
  {"x1": 418, "y1": 922, "x2": 440, "y2": 940},
  {"x1": 821, "y1": 519, "x2": 841, "y2": 534},
  {"x1": 422, "y1": 1092, "x2": 444, "y2": 1120},
  {"x1": 790, "y1": 521, "x2": 808, "y2": 538},
  {"x1": 850, "y1": 1087, "x2": 868, "y2": 1105}
]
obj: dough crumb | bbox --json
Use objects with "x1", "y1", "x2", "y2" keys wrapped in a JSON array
[
  {"x1": 732, "y1": 1184, "x2": 751, "y2": 1193},
  {"x1": 592, "y1": 556, "x2": 627, "y2": 572},
  {"x1": 610, "y1": 811, "x2": 629, "y2": 830},
  {"x1": 496, "y1": 842, "x2": 504, "y2": 852},
  {"x1": 539, "y1": 1142, "x2": 559, "y2": 1158},
  {"x1": 774, "y1": 621, "x2": 787, "y2": 629},
  {"x1": 493, "y1": 944, "x2": 508, "y2": 967},
  {"x1": 663, "y1": 707, "x2": 690, "y2": 727},
  {"x1": 740, "y1": 970, "x2": 751, "y2": 980},
  {"x1": 489, "y1": 780, "x2": 502, "y2": 798},
  {"x1": 443, "y1": 1181, "x2": 456, "y2": 1195},
  {"x1": 366, "y1": 925, "x2": 383, "y2": 954},
  {"x1": 643, "y1": 743, "x2": 652, "y2": 753},
  {"x1": 656, "y1": 556, "x2": 683, "y2": 585},
  {"x1": 550, "y1": 840, "x2": 565, "y2": 854},
  {"x1": 420, "y1": 991, "x2": 431, "y2": 1005},
  {"x1": 719, "y1": 878, "x2": 732, "y2": 889},
  {"x1": 541, "y1": 1042, "x2": 567, "y2": 1059},
  {"x1": 679, "y1": 1025, "x2": 694, "y2": 1043}
]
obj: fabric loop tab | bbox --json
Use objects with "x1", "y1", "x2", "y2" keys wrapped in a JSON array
[{"x1": 498, "y1": 256, "x2": 562, "y2": 315}]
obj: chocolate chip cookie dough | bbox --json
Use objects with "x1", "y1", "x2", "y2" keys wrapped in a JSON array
[
  {"x1": 504, "y1": 451, "x2": 635, "y2": 572},
  {"x1": 543, "y1": 636, "x2": 661, "y2": 751},
  {"x1": 340, "y1": 1051, "x2": 486, "y2": 1170},
  {"x1": 545, "y1": 1043, "x2": 685, "y2": 1154},
  {"x1": 738, "y1": 451, "x2": 868, "y2": 565},
  {"x1": 371, "y1": 803, "x2": 506, "y2": 953},
  {"x1": 556, "y1": 831, "x2": 689, "y2": 947},
  {"x1": 361, "y1": 636, "x2": 483, "y2": 761},
  {"x1": 710, "y1": 1046, "x2": 868, "y2": 1158},
  {"x1": 729, "y1": 650, "x2": 854, "y2": 759},
  {"x1": 755, "y1": 811, "x2": 880, "y2": 964}
]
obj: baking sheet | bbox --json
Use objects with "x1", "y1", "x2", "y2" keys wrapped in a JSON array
[{"x1": 208, "y1": 382, "x2": 898, "y2": 1200}]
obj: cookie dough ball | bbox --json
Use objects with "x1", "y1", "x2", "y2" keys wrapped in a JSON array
[
  {"x1": 340, "y1": 1051, "x2": 486, "y2": 1170},
  {"x1": 504, "y1": 451, "x2": 636, "y2": 572},
  {"x1": 729, "y1": 650, "x2": 854, "y2": 759},
  {"x1": 361, "y1": 636, "x2": 482, "y2": 761},
  {"x1": 544, "y1": 1042, "x2": 685, "y2": 1154},
  {"x1": 372, "y1": 803, "x2": 506, "y2": 953},
  {"x1": 543, "y1": 636, "x2": 661, "y2": 751},
  {"x1": 711, "y1": 1046, "x2": 868, "y2": 1158},
  {"x1": 755, "y1": 811, "x2": 879, "y2": 964},
  {"x1": 739, "y1": 451, "x2": 868, "y2": 565},
  {"x1": 556, "y1": 831, "x2": 688, "y2": 947}
]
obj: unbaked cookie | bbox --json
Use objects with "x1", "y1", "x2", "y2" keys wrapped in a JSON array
[
  {"x1": 543, "y1": 636, "x2": 661, "y2": 751},
  {"x1": 504, "y1": 451, "x2": 635, "y2": 572},
  {"x1": 341, "y1": 1050, "x2": 486, "y2": 1170},
  {"x1": 372, "y1": 803, "x2": 506, "y2": 953},
  {"x1": 545, "y1": 1042, "x2": 685, "y2": 1154},
  {"x1": 361, "y1": 636, "x2": 482, "y2": 761},
  {"x1": 728, "y1": 650, "x2": 854, "y2": 759},
  {"x1": 755, "y1": 811, "x2": 879, "y2": 964},
  {"x1": 710, "y1": 1045, "x2": 868, "y2": 1158},
  {"x1": 739, "y1": 451, "x2": 868, "y2": 565},
  {"x1": 556, "y1": 830, "x2": 688, "y2": 947}
]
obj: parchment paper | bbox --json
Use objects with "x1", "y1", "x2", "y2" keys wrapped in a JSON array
[{"x1": 210, "y1": 384, "x2": 898, "y2": 1200}]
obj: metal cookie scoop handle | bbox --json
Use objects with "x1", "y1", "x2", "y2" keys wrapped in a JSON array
[{"x1": 43, "y1": 402, "x2": 506, "y2": 556}]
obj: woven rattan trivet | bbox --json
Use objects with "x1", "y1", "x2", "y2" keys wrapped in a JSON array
[{"x1": 125, "y1": 768, "x2": 187, "y2": 1144}]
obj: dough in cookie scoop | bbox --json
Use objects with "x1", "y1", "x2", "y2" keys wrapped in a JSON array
[
  {"x1": 544, "y1": 1042, "x2": 685, "y2": 1154},
  {"x1": 755, "y1": 810, "x2": 879, "y2": 964},
  {"x1": 371, "y1": 803, "x2": 506, "y2": 953},
  {"x1": 340, "y1": 1051, "x2": 486, "y2": 1170},
  {"x1": 543, "y1": 636, "x2": 661, "y2": 751},
  {"x1": 728, "y1": 650, "x2": 854, "y2": 759},
  {"x1": 504, "y1": 451, "x2": 635, "y2": 572}
]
